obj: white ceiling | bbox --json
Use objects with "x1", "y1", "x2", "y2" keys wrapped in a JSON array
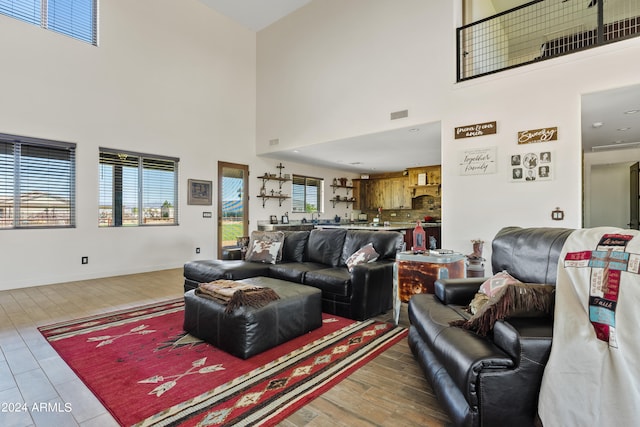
[
  {"x1": 582, "y1": 84, "x2": 640, "y2": 153},
  {"x1": 198, "y1": 1, "x2": 640, "y2": 173},
  {"x1": 262, "y1": 122, "x2": 443, "y2": 174}
]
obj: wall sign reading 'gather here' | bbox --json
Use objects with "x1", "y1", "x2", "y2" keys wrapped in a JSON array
[{"x1": 454, "y1": 121, "x2": 497, "y2": 139}]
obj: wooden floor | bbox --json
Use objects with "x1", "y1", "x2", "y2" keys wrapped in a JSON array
[{"x1": 0, "y1": 269, "x2": 451, "y2": 427}]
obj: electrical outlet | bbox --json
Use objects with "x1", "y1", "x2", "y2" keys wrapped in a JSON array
[
  {"x1": 81, "y1": 256, "x2": 88, "y2": 264},
  {"x1": 196, "y1": 248, "x2": 200, "y2": 254}
]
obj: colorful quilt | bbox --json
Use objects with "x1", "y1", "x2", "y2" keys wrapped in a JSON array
[{"x1": 538, "y1": 227, "x2": 640, "y2": 426}]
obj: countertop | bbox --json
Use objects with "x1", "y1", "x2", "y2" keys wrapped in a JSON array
[
  {"x1": 315, "y1": 222, "x2": 441, "y2": 231},
  {"x1": 257, "y1": 221, "x2": 441, "y2": 231}
]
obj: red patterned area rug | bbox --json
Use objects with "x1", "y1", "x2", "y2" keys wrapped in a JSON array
[{"x1": 38, "y1": 299, "x2": 407, "y2": 426}]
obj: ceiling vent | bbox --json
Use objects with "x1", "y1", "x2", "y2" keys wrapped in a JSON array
[{"x1": 592, "y1": 141, "x2": 640, "y2": 152}]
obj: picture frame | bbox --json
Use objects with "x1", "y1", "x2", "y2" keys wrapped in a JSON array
[
  {"x1": 510, "y1": 151, "x2": 553, "y2": 183},
  {"x1": 270, "y1": 215, "x2": 278, "y2": 224},
  {"x1": 188, "y1": 179, "x2": 212, "y2": 205}
]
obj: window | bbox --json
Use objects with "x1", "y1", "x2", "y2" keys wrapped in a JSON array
[
  {"x1": 0, "y1": 0, "x2": 98, "y2": 45},
  {"x1": 99, "y1": 148, "x2": 179, "y2": 227},
  {"x1": 0, "y1": 133, "x2": 76, "y2": 229},
  {"x1": 292, "y1": 175, "x2": 323, "y2": 213}
]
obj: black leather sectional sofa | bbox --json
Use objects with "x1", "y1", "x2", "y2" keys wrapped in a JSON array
[
  {"x1": 407, "y1": 226, "x2": 574, "y2": 427},
  {"x1": 183, "y1": 228, "x2": 404, "y2": 320}
]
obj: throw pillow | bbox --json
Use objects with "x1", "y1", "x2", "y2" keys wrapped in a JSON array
[
  {"x1": 467, "y1": 271, "x2": 520, "y2": 315},
  {"x1": 479, "y1": 270, "x2": 520, "y2": 297},
  {"x1": 245, "y1": 231, "x2": 285, "y2": 264},
  {"x1": 345, "y1": 243, "x2": 380, "y2": 272},
  {"x1": 452, "y1": 283, "x2": 555, "y2": 336}
]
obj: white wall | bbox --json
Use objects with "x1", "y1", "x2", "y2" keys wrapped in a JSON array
[
  {"x1": 588, "y1": 163, "x2": 631, "y2": 228},
  {"x1": 584, "y1": 149, "x2": 640, "y2": 229},
  {"x1": 256, "y1": 0, "x2": 640, "y2": 263},
  {"x1": 0, "y1": 0, "x2": 260, "y2": 290}
]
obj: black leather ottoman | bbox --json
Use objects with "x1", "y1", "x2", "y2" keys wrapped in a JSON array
[{"x1": 183, "y1": 276, "x2": 322, "y2": 359}]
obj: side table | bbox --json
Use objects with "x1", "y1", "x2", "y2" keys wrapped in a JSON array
[{"x1": 393, "y1": 251, "x2": 465, "y2": 324}]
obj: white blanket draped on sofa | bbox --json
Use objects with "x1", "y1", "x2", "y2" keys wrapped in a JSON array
[{"x1": 538, "y1": 227, "x2": 640, "y2": 427}]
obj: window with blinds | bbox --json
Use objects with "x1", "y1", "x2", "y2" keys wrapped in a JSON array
[
  {"x1": 0, "y1": 0, "x2": 97, "y2": 45},
  {"x1": 99, "y1": 148, "x2": 179, "y2": 227},
  {"x1": 292, "y1": 175, "x2": 323, "y2": 213},
  {"x1": 0, "y1": 133, "x2": 76, "y2": 229}
]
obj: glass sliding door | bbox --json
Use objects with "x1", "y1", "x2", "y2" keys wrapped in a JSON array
[{"x1": 218, "y1": 162, "x2": 249, "y2": 258}]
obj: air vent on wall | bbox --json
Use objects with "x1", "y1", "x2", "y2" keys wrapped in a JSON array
[
  {"x1": 390, "y1": 110, "x2": 409, "y2": 120},
  {"x1": 269, "y1": 138, "x2": 280, "y2": 146}
]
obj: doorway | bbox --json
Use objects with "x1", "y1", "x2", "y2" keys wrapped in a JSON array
[{"x1": 217, "y1": 162, "x2": 249, "y2": 259}]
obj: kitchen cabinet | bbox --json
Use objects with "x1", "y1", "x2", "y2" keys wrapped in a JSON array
[
  {"x1": 355, "y1": 166, "x2": 441, "y2": 211},
  {"x1": 359, "y1": 175, "x2": 411, "y2": 210},
  {"x1": 408, "y1": 165, "x2": 441, "y2": 198},
  {"x1": 352, "y1": 180, "x2": 362, "y2": 210}
]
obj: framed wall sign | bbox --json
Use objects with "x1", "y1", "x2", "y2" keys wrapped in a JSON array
[
  {"x1": 459, "y1": 147, "x2": 498, "y2": 175},
  {"x1": 188, "y1": 179, "x2": 212, "y2": 205},
  {"x1": 455, "y1": 121, "x2": 497, "y2": 139},
  {"x1": 517, "y1": 127, "x2": 558, "y2": 144}
]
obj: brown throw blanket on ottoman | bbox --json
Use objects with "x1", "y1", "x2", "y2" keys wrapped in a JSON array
[{"x1": 195, "y1": 279, "x2": 280, "y2": 314}]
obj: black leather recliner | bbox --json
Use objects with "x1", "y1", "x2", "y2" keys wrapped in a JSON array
[{"x1": 407, "y1": 226, "x2": 574, "y2": 427}]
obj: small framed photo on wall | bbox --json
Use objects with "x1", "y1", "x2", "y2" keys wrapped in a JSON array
[
  {"x1": 510, "y1": 151, "x2": 552, "y2": 182},
  {"x1": 188, "y1": 179, "x2": 212, "y2": 205}
]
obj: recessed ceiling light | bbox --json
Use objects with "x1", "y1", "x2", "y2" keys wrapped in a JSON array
[
  {"x1": 292, "y1": 150, "x2": 300, "y2": 153},
  {"x1": 592, "y1": 122, "x2": 604, "y2": 128},
  {"x1": 408, "y1": 128, "x2": 420, "y2": 132},
  {"x1": 349, "y1": 162, "x2": 362, "y2": 165},
  {"x1": 617, "y1": 127, "x2": 631, "y2": 131},
  {"x1": 625, "y1": 109, "x2": 639, "y2": 115}
]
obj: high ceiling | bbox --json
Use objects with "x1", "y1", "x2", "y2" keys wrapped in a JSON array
[{"x1": 199, "y1": 1, "x2": 640, "y2": 173}]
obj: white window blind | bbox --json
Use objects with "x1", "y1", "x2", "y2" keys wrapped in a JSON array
[
  {"x1": 292, "y1": 175, "x2": 323, "y2": 213},
  {"x1": 99, "y1": 148, "x2": 179, "y2": 227},
  {"x1": 0, "y1": 134, "x2": 76, "y2": 229},
  {"x1": 0, "y1": 0, "x2": 97, "y2": 45}
]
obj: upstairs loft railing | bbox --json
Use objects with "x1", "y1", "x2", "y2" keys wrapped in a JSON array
[{"x1": 457, "y1": 0, "x2": 640, "y2": 82}]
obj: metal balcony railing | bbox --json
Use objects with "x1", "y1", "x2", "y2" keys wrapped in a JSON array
[{"x1": 457, "y1": 0, "x2": 640, "y2": 82}]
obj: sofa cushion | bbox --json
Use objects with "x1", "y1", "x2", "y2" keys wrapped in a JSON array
[
  {"x1": 246, "y1": 231, "x2": 285, "y2": 264},
  {"x1": 307, "y1": 228, "x2": 347, "y2": 267},
  {"x1": 268, "y1": 262, "x2": 324, "y2": 283},
  {"x1": 345, "y1": 243, "x2": 379, "y2": 272},
  {"x1": 281, "y1": 231, "x2": 310, "y2": 263},
  {"x1": 453, "y1": 283, "x2": 555, "y2": 336},
  {"x1": 183, "y1": 260, "x2": 270, "y2": 284},
  {"x1": 304, "y1": 267, "x2": 351, "y2": 297},
  {"x1": 341, "y1": 230, "x2": 402, "y2": 264}
]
